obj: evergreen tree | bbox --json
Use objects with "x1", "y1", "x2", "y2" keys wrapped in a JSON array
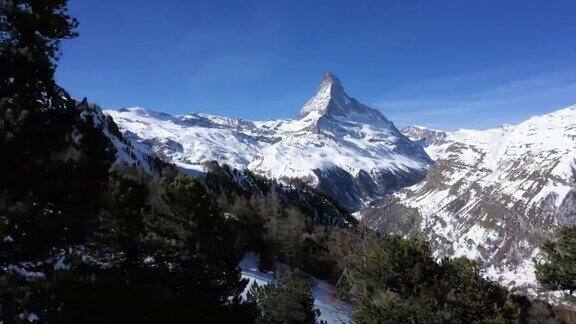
[
  {"x1": 0, "y1": 6, "x2": 252, "y2": 316},
  {"x1": 250, "y1": 270, "x2": 319, "y2": 324},
  {"x1": 436, "y1": 257, "x2": 519, "y2": 322},
  {"x1": 339, "y1": 232, "x2": 533, "y2": 323},
  {"x1": 153, "y1": 172, "x2": 246, "y2": 306},
  {"x1": 0, "y1": 0, "x2": 114, "y2": 263},
  {"x1": 536, "y1": 226, "x2": 576, "y2": 293},
  {"x1": 0, "y1": 2, "x2": 118, "y2": 320},
  {"x1": 29, "y1": 171, "x2": 255, "y2": 322},
  {"x1": 353, "y1": 291, "x2": 439, "y2": 324},
  {"x1": 343, "y1": 234, "x2": 437, "y2": 299},
  {"x1": 96, "y1": 169, "x2": 148, "y2": 261},
  {"x1": 0, "y1": 0, "x2": 78, "y2": 108}
]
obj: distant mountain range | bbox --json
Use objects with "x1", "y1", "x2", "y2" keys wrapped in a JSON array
[
  {"x1": 106, "y1": 73, "x2": 431, "y2": 210},
  {"x1": 364, "y1": 106, "x2": 576, "y2": 291}
]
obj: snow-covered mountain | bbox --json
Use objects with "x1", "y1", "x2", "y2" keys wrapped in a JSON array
[
  {"x1": 106, "y1": 73, "x2": 431, "y2": 209},
  {"x1": 76, "y1": 98, "x2": 162, "y2": 174},
  {"x1": 363, "y1": 106, "x2": 576, "y2": 290}
]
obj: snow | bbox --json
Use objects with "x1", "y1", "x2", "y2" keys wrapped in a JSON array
[
  {"x1": 452, "y1": 225, "x2": 500, "y2": 261},
  {"x1": 54, "y1": 254, "x2": 70, "y2": 270},
  {"x1": 105, "y1": 73, "x2": 430, "y2": 205},
  {"x1": 6, "y1": 264, "x2": 45, "y2": 280},
  {"x1": 239, "y1": 252, "x2": 352, "y2": 323},
  {"x1": 483, "y1": 251, "x2": 539, "y2": 289},
  {"x1": 142, "y1": 256, "x2": 155, "y2": 265},
  {"x1": 239, "y1": 252, "x2": 275, "y2": 300},
  {"x1": 173, "y1": 161, "x2": 206, "y2": 177},
  {"x1": 78, "y1": 101, "x2": 155, "y2": 173},
  {"x1": 395, "y1": 104, "x2": 576, "y2": 291},
  {"x1": 19, "y1": 312, "x2": 39, "y2": 322},
  {"x1": 420, "y1": 105, "x2": 576, "y2": 209}
]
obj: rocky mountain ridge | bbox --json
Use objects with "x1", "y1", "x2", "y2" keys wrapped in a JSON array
[
  {"x1": 106, "y1": 73, "x2": 431, "y2": 210},
  {"x1": 363, "y1": 106, "x2": 576, "y2": 290}
]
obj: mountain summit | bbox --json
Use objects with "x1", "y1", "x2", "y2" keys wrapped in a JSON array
[
  {"x1": 106, "y1": 73, "x2": 431, "y2": 209},
  {"x1": 300, "y1": 73, "x2": 346, "y2": 118},
  {"x1": 300, "y1": 73, "x2": 391, "y2": 127}
]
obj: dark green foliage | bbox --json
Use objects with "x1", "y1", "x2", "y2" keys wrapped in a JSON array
[
  {"x1": 152, "y1": 172, "x2": 246, "y2": 304},
  {"x1": 354, "y1": 291, "x2": 439, "y2": 324},
  {"x1": 250, "y1": 270, "x2": 318, "y2": 324},
  {"x1": 437, "y1": 257, "x2": 520, "y2": 322},
  {"x1": 0, "y1": 0, "x2": 78, "y2": 107},
  {"x1": 206, "y1": 162, "x2": 353, "y2": 279},
  {"x1": 0, "y1": 98, "x2": 116, "y2": 261},
  {"x1": 536, "y1": 226, "x2": 576, "y2": 293},
  {"x1": 204, "y1": 162, "x2": 355, "y2": 227},
  {"x1": 94, "y1": 168, "x2": 149, "y2": 268},
  {"x1": 334, "y1": 232, "x2": 542, "y2": 323},
  {"x1": 0, "y1": 2, "x2": 115, "y2": 320},
  {"x1": 0, "y1": 2, "x2": 255, "y2": 320},
  {"x1": 343, "y1": 235, "x2": 436, "y2": 298},
  {"x1": 0, "y1": 169, "x2": 256, "y2": 322},
  {"x1": 218, "y1": 188, "x2": 347, "y2": 281},
  {"x1": 0, "y1": 0, "x2": 114, "y2": 263}
]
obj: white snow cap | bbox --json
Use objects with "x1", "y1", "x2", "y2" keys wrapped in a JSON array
[
  {"x1": 106, "y1": 71, "x2": 432, "y2": 209},
  {"x1": 299, "y1": 72, "x2": 390, "y2": 126}
]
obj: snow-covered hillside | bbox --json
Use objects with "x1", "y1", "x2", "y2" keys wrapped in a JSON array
[
  {"x1": 106, "y1": 73, "x2": 431, "y2": 209},
  {"x1": 364, "y1": 105, "x2": 576, "y2": 290},
  {"x1": 76, "y1": 99, "x2": 160, "y2": 173}
]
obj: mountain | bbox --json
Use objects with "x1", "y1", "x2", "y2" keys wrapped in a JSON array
[
  {"x1": 363, "y1": 105, "x2": 576, "y2": 290},
  {"x1": 77, "y1": 99, "x2": 165, "y2": 174},
  {"x1": 106, "y1": 73, "x2": 432, "y2": 210},
  {"x1": 401, "y1": 125, "x2": 448, "y2": 158}
]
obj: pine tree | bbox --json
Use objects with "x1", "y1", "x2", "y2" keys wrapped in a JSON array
[
  {"x1": 0, "y1": 3, "x2": 119, "y2": 320},
  {"x1": 152, "y1": 173, "x2": 247, "y2": 315},
  {"x1": 28, "y1": 171, "x2": 256, "y2": 322},
  {"x1": 535, "y1": 226, "x2": 576, "y2": 293},
  {"x1": 338, "y1": 232, "x2": 532, "y2": 322},
  {"x1": 250, "y1": 270, "x2": 319, "y2": 324},
  {"x1": 353, "y1": 291, "x2": 439, "y2": 324},
  {"x1": 0, "y1": 0, "x2": 114, "y2": 263},
  {"x1": 0, "y1": 0, "x2": 78, "y2": 109}
]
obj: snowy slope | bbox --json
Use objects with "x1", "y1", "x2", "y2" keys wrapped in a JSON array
[
  {"x1": 76, "y1": 99, "x2": 160, "y2": 173},
  {"x1": 364, "y1": 106, "x2": 576, "y2": 290},
  {"x1": 106, "y1": 73, "x2": 431, "y2": 209}
]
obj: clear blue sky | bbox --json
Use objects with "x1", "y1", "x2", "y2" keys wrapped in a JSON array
[{"x1": 56, "y1": 0, "x2": 576, "y2": 130}]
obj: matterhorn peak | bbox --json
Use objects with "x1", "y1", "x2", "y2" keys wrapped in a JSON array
[
  {"x1": 299, "y1": 73, "x2": 390, "y2": 127},
  {"x1": 299, "y1": 72, "x2": 345, "y2": 119},
  {"x1": 317, "y1": 72, "x2": 344, "y2": 96}
]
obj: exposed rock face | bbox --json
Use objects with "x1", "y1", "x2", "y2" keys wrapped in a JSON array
[
  {"x1": 402, "y1": 125, "x2": 449, "y2": 154},
  {"x1": 105, "y1": 73, "x2": 431, "y2": 210},
  {"x1": 363, "y1": 106, "x2": 576, "y2": 290}
]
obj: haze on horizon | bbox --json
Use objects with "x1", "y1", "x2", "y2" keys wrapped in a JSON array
[{"x1": 57, "y1": 0, "x2": 576, "y2": 130}]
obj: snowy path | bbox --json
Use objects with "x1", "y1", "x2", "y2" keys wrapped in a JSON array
[{"x1": 239, "y1": 253, "x2": 352, "y2": 323}]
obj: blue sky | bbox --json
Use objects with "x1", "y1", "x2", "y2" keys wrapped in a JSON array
[{"x1": 57, "y1": 0, "x2": 576, "y2": 130}]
